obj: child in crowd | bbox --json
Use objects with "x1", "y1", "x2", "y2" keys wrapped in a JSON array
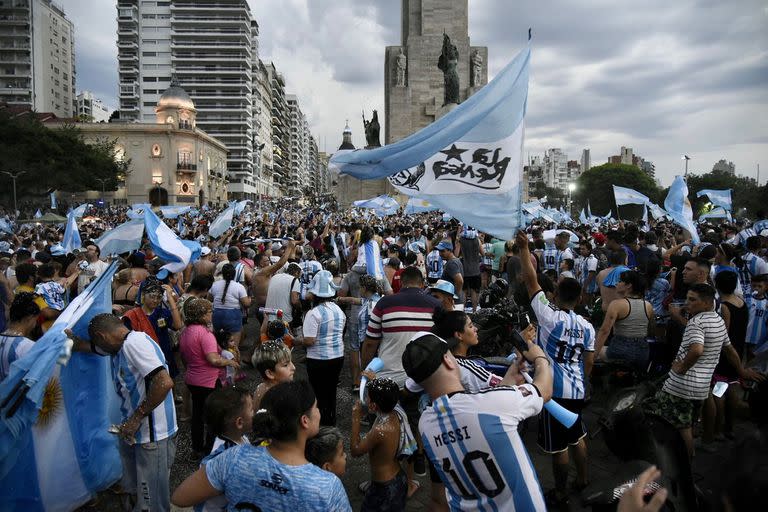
[
  {"x1": 305, "y1": 426, "x2": 347, "y2": 478},
  {"x1": 196, "y1": 386, "x2": 255, "y2": 512},
  {"x1": 215, "y1": 328, "x2": 238, "y2": 386},
  {"x1": 559, "y1": 258, "x2": 575, "y2": 281},
  {"x1": 746, "y1": 274, "x2": 768, "y2": 358},
  {"x1": 259, "y1": 318, "x2": 294, "y2": 348},
  {"x1": 35, "y1": 262, "x2": 79, "y2": 317},
  {"x1": 251, "y1": 340, "x2": 295, "y2": 409},
  {"x1": 351, "y1": 377, "x2": 417, "y2": 512}
]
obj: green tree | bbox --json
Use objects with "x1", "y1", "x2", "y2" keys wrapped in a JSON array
[
  {"x1": 0, "y1": 112, "x2": 130, "y2": 204},
  {"x1": 573, "y1": 163, "x2": 661, "y2": 218},
  {"x1": 532, "y1": 182, "x2": 567, "y2": 208}
]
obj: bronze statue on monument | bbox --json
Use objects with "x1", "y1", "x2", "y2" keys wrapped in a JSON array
[
  {"x1": 362, "y1": 110, "x2": 381, "y2": 148},
  {"x1": 438, "y1": 32, "x2": 460, "y2": 106}
]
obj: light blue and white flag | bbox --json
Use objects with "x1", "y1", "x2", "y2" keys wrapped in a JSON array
[
  {"x1": 696, "y1": 188, "x2": 732, "y2": 211},
  {"x1": 61, "y1": 211, "x2": 81, "y2": 254},
  {"x1": 642, "y1": 204, "x2": 648, "y2": 224},
  {"x1": 0, "y1": 218, "x2": 11, "y2": 234},
  {"x1": 70, "y1": 204, "x2": 89, "y2": 219},
  {"x1": 208, "y1": 204, "x2": 235, "y2": 238},
  {"x1": 159, "y1": 205, "x2": 191, "y2": 219},
  {"x1": 177, "y1": 216, "x2": 186, "y2": 238},
  {"x1": 353, "y1": 195, "x2": 400, "y2": 216},
  {"x1": 126, "y1": 203, "x2": 151, "y2": 220},
  {"x1": 95, "y1": 219, "x2": 144, "y2": 257},
  {"x1": 363, "y1": 239, "x2": 384, "y2": 279},
  {"x1": 522, "y1": 201, "x2": 556, "y2": 224},
  {"x1": 698, "y1": 207, "x2": 731, "y2": 222},
  {"x1": 587, "y1": 201, "x2": 593, "y2": 219},
  {"x1": 647, "y1": 202, "x2": 667, "y2": 220},
  {"x1": 144, "y1": 208, "x2": 193, "y2": 273},
  {"x1": 0, "y1": 261, "x2": 122, "y2": 511},
  {"x1": 613, "y1": 185, "x2": 650, "y2": 206},
  {"x1": 331, "y1": 45, "x2": 531, "y2": 239},
  {"x1": 664, "y1": 176, "x2": 700, "y2": 244},
  {"x1": 50, "y1": 192, "x2": 57, "y2": 210},
  {"x1": 602, "y1": 211, "x2": 613, "y2": 221},
  {"x1": 34, "y1": 209, "x2": 42, "y2": 219},
  {"x1": 579, "y1": 209, "x2": 588, "y2": 224},
  {"x1": 233, "y1": 200, "x2": 251, "y2": 216},
  {"x1": 404, "y1": 197, "x2": 439, "y2": 214}
]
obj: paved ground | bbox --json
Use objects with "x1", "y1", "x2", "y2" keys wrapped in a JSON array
[{"x1": 81, "y1": 316, "x2": 754, "y2": 511}]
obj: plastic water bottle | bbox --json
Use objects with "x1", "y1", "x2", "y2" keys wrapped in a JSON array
[{"x1": 258, "y1": 307, "x2": 283, "y2": 318}]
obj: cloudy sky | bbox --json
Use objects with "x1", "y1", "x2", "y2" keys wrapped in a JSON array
[{"x1": 63, "y1": 0, "x2": 767, "y2": 186}]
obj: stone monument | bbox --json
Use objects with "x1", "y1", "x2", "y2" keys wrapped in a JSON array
[
  {"x1": 363, "y1": 110, "x2": 382, "y2": 148},
  {"x1": 385, "y1": 0, "x2": 488, "y2": 145}
]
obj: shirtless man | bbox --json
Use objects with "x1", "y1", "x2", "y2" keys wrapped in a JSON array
[
  {"x1": 252, "y1": 241, "x2": 296, "y2": 315},
  {"x1": 351, "y1": 377, "x2": 416, "y2": 509},
  {"x1": 597, "y1": 247, "x2": 628, "y2": 312},
  {"x1": 190, "y1": 247, "x2": 215, "y2": 281}
]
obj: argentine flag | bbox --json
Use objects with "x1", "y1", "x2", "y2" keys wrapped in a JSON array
[
  {"x1": 50, "y1": 192, "x2": 57, "y2": 210},
  {"x1": 0, "y1": 218, "x2": 12, "y2": 234},
  {"x1": 362, "y1": 239, "x2": 384, "y2": 279},
  {"x1": 61, "y1": 211, "x2": 81, "y2": 254},
  {"x1": 159, "y1": 205, "x2": 191, "y2": 219},
  {"x1": 34, "y1": 209, "x2": 42, "y2": 219},
  {"x1": 612, "y1": 185, "x2": 650, "y2": 206},
  {"x1": 665, "y1": 176, "x2": 700, "y2": 244},
  {"x1": 404, "y1": 198, "x2": 439, "y2": 214},
  {"x1": 331, "y1": 45, "x2": 531, "y2": 239},
  {"x1": 699, "y1": 207, "x2": 731, "y2": 222},
  {"x1": 647, "y1": 202, "x2": 667, "y2": 220},
  {"x1": 233, "y1": 199, "x2": 251, "y2": 216},
  {"x1": 353, "y1": 195, "x2": 400, "y2": 216},
  {"x1": 126, "y1": 203, "x2": 151, "y2": 220},
  {"x1": 208, "y1": 203, "x2": 235, "y2": 238},
  {"x1": 144, "y1": 208, "x2": 192, "y2": 273},
  {"x1": 70, "y1": 204, "x2": 89, "y2": 218},
  {"x1": 696, "y1": 188, "x2": 732, "y2": 211},
  {"x1": 0, "y1": 262, "x2": 122, "y2": 511},
  {"x1": 95, "y1": 219, "x2": 144, "y2": 256}
]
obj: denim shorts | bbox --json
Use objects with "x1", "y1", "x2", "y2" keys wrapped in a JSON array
[
  {"x1": 212, "y1": 308, "x2": 242, "y2": 333},
  {"x1": 606, "y1": 335, "x2": 649, "y2": 372}
]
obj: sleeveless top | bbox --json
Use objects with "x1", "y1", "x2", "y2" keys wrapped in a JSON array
[
  {"x1": 721, "y1": 300, "x2": 748, "y2": 354},
  {"x1": 614, "y1": 297, "x2": 650, "y2": 338}
]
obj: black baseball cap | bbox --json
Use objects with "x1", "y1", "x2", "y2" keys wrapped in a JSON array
[{"x1": 402, "y1": 333, "x2": 458, "y2": 384}]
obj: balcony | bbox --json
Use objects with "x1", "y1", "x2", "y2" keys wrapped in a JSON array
[
  {"x1": 117, "y1": 53, "x2": 138, "y2": 62},
  {"x1": 177, "y1": 162, "x2": 197, "y2": 171},
  {"x1": 117, "y1": 40, "x2": 138, "y2": 49}
]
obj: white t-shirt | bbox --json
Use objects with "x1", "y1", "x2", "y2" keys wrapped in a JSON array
[
  {"x1": 77, "y1": 259, "x2": 109, "y2": 294},
  {"x1": 420, "y1": 386, "x2": 545, "y2": 511},
  {"x1": 265, "y1": 273, "x2": 302, "y2": 323},
  {"x1": 210, "y1": 279, "x2": 247, "y2": 310}
]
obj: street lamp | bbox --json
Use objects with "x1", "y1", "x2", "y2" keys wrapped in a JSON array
[
  {"x1": 567, "y1": 182, "x2": 577, "y2": 216},
  {"x1": 682, "y1": 155, "x2": 690, "y2": 177},
  {"x1": 2, "y1": 170, "x2": 26, "y2": 217}
]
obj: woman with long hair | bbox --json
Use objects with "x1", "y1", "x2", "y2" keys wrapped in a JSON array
[
  {"x1": 171, "y1": 380, "x2": 352, "y2": 511},
  {"x1": 179, "y1": 298, "x2": 239, "y2": 460},
  {"x1": 209, "y1": 263, "x2": 251, "y2": 347}
]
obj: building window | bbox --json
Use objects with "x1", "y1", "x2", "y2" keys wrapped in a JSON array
[
  {"x1": 142, "y1": 76, "x2": 157, "y2": 82},
  {"x1": 142, "y1": 52, "x2": 157, "y2": 57}
]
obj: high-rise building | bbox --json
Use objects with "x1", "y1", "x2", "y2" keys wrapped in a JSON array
[
  {"x1": 267, "y1": 62, "x2": 288, "y2": 196},
  {"x1": 76, "y1": 90, "x2": 112, "y2": 122},
  {"x1": 253, "y1": 58, "x2": 274, "y2": 196},
  {"x1": 116, "y1": 0, "x2": 259, "y2": 198},
  {"x1": 712, "y1": 159, "x2": 735, "y2": 175},
  {"x1": 544, "y1": 148, "x2": 569, "y2": 190},
  {"x1": 522, "y1": 155, "x2": 544, "y2": 202},
  {"x1": 580, "y1": 148, "x2": 591, "y2": 173},
  {"x1": 0, "y1": 0, "x2": 75, "y2": 117}
]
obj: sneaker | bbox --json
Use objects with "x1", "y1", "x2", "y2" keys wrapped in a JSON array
[{"x1": 413, "y1": 452, "x2": 427, "y2": 477}]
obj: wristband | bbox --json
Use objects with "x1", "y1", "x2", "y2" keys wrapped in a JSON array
[{"x1": 532, "y1": 355, "x2": 550, "y2": 366}]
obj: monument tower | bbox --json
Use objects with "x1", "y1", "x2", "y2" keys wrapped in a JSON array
[{"x1": 385, "y1": 0, "x2": 488, "y2": 144}]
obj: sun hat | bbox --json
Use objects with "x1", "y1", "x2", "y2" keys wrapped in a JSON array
[
  {"x1": 429, "y1": 279, "x2": 458, "y2": 299},
  {"x1": 436, "y1": 240, "x2": 453, "y2": 251},
  {"x1": 306, "y1": 269, "x2": 340, "y2": 298},
  {"x1": 200, "y1": 246, "x2": 211, "y2": 256}
]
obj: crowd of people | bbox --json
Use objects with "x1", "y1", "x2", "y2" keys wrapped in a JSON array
[{"x1": 1, "y1": 197, "x2": 767, "y2": 511}]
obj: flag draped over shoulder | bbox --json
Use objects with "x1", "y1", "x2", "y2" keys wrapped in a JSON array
[
  {"x1": 353, "y1": 195, "x2": 400, "y2": 216},
  {"x1": 696, "y1": 188, "x2": 732, "y2": 211},
  {"x1": 0, "y1": 262, "x2": 122, "y2": 511},
  {"x1": 612, "y1": 185, "x2": 650, "y2": 206},
  {"x1": 208, "y1": 203, "x2": 235, "y2": 238},
  {"x1": 144, "y1": 208, "x2": 193, "y2": 273},
  {"x1": 61, "y1": 211, "x2": 81, "y2": 254},
  {"x1": 331, "y1": 46, "x2": 531, "y2": 240},
  {"x1": 665, "y1": 176, "x2": 700, "y2": 244},
  {"x1": 95, "y1": 219, "x2": 145, "y2": 257}
]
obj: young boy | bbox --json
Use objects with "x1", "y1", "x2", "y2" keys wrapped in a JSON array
[
  {"x1": 351, "y1": 377, "x2": 416, "y2": 512},
  {"x1": 35, "y1": 262, "x2": 79, "y2": 318},
  {"x1": 305, "y1": 426, "x2": 347, "y2": 478},
  {"x1": 198, "y1": 386, "x2": 254, "y2": 512},
  {"x1": 259, "y1": 318, "x2": 294, "y2": 348},
  {"x1": 746, "y1": 274, "x2": 768, "y2": 358},
  {"x1": 251, "y1": 340, "x2": 295, "y2": 409}
]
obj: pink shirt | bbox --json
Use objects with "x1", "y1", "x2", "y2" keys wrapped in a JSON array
[{"x1": 179, "y1": 324, "x2": 221, "y2": 388}]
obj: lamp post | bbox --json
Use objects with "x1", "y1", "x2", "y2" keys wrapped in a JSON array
[
  {"x1": 95, "y1": 178, "x2": 107, "y2": 205},
  {"x1": 682, "y1": 155, "x2": 690, "y2": 177},
  {"x1": 567, "y1": 182, "x2": 577, "y2": 217},
  {"x1": 2, "y1": 170, "x2": 26, "y2": 217}
]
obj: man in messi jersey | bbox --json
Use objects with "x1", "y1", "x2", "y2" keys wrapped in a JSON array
[
  {"x1": 403, "y1": 331, "x2": 553, "y2": 511},
  {"x1": 516, "y1": 230, "x2": 595, "y2": 508}
]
